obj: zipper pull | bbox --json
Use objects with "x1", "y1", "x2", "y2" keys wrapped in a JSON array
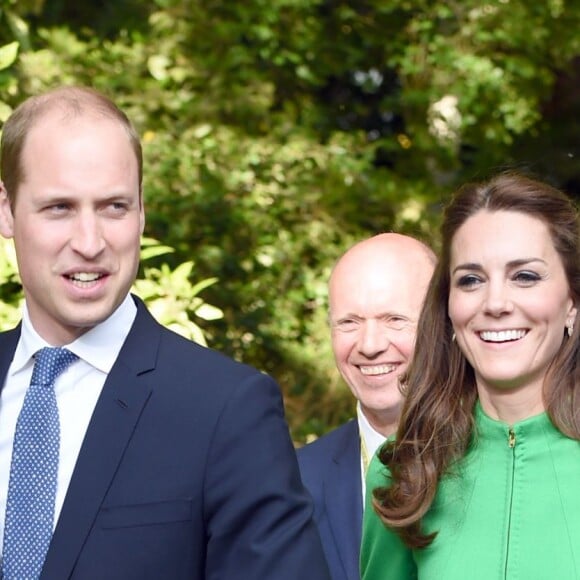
[{"x1": 508, "y1": 428, "x2": 516, "y2": 448}]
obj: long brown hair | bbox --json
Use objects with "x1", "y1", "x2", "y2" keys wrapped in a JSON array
[{"x1": 372, "y1": 172, "x2": 580, "y2": 548}]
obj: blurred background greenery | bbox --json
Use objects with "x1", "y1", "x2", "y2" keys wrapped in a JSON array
[{"x1": 0, "y1": 0, "x2": 578, "y2": 442}]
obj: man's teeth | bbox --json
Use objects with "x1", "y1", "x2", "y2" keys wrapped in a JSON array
[
  {"x1": 360, "y1": 364, "x2": 396, "y2": 376},
  {"x1": 479, "y1": 329, "x2": 526, "y2": 342},
  {"x1": 70, "y1": 273, "x2": 101, "y2": 282}
]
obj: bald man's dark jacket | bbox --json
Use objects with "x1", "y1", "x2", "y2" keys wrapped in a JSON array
[{"x1": 298, "y1": 419, "x2": 362, "y2": 580}]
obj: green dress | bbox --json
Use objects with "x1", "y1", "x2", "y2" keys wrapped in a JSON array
[{"x1": 361, "y1": 403, "x2": 580, "y2": 579}]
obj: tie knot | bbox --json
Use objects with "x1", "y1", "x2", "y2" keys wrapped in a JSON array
[{"x1": 30, "y1": 347, "x2": 79, "y2": 386}]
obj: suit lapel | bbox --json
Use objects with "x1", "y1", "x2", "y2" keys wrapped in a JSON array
[
  {"x1": 324, "y1": 421, "x2": 363, "y2": 580},
  {"x1": 0, "y1": 326, "x2": 21, "y2": 394},
  {"x1": 42, "y1": 299, "x2": 159, "y2": 579}
]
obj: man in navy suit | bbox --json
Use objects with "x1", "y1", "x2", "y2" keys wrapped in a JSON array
[
  {"x1": 298, "y1": 233, "x2": 435, "y2": 580},
  {"x1": 0, "y1": 86, "x2": 330, "y2": 579}
]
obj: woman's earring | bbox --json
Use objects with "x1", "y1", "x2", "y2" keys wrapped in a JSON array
[
  {"x1": 451, "y1": 332, "x2": 456, "y2": 342},
  {"x1": 567, "y1": 321, "x2": 574, "y2": 337}
]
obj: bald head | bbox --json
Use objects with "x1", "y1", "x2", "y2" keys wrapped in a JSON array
[
  {"x1": 329, "y1": 233, "x2": 436, "y2": 436},
  {"x1": 329, "y1": 233, "x2": 436, "y2": 293}
]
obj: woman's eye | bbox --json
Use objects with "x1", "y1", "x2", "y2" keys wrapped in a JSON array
[
  {"x1": 513, "y1": 271, "x2": 541, "y2": 285},
  {"x1": 456, "y1": 274, "x2": 481, "y2": 288}
]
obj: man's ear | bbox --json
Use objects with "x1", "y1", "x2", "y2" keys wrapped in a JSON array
[{"x1": 0, "y1": 182, "x2": 15, "y2": 239}]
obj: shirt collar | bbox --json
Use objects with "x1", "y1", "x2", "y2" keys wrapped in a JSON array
[
  {"x1": 13, "y1": 294, "x2": 137, "y2": 375},
  {"x1": 356, "y1": 402, "x2": 386, "y2": 459}
]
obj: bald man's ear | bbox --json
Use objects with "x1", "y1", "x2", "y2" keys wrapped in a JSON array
[{"x1": 0, "y1": 182, "x2": 15, "y2": 239}]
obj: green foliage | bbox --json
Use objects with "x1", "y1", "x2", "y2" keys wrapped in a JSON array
[
  {"x1": 133, "y1": 237, "x2": 223, "y2": 346},
  {"x1": 0, "y1": 39, "x2": 18, "y2": 120},
  {"x1": 0, "y1": 237, "x2": 23, "y2": 328},
  {"x1": 0, "y1": 0, "x2": 578, "y2": 441}
]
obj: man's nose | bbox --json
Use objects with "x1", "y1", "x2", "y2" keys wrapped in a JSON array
[
  {"x1": 357, "y1": 320, "x2": 390, "y2": 357},
  {"x1": 69, "y1": 212, "x2": 106, "y2": 258}
]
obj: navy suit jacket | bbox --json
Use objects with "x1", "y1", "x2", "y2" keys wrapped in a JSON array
[
  {"x1": 297, "y1": 419, "x2": 362, "y2": 580},
  {"x1": 0, "y1": 297, "x2": 330, "y2": 580}
]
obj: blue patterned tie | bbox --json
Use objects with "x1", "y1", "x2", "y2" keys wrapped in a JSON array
[{"x1": 2, "y1": 347, "x2": 78, "y2": 580}]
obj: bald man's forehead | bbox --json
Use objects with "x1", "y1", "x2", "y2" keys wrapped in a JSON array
[
  {"x1": 332, "y1": 235, "x2": 433, "y2": 274},
  {"x1": 330, "y1": 262, "x2": 431, "y2": 319},
  {"x1": 330, "y1": 248, "x2": 433, "y2": 290}
]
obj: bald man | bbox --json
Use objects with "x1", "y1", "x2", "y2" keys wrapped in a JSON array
[{"x1": 297, "y1": 233, "x2": 436, "y2": 580}]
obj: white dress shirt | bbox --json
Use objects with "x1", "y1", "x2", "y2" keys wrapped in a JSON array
[
  {"x1": 357, "y1": 402, "x2": 386, "y2": 502},
  {"x1": 0, "y1": 294, "x2": 137, "y2": 553}
]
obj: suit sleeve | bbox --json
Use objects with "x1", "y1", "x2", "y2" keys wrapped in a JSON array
[
  {"x1": 203, "y1": 371, "x2": 330, "y2": 580},
  {"x1": 360, "y1": 454, "x2": 417, "y2": 580}
]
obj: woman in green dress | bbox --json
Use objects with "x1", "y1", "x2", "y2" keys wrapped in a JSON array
[{"x1": 361, "y1": 172, "x2": 580, "y2": 579}]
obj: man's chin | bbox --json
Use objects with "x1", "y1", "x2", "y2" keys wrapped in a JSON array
[
  {"x1": 360, "y1": 377, "x2": 399, "y2": 391},
  {"x1": 57, "y1": 301, "x2": 120, "y2": 335}
]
